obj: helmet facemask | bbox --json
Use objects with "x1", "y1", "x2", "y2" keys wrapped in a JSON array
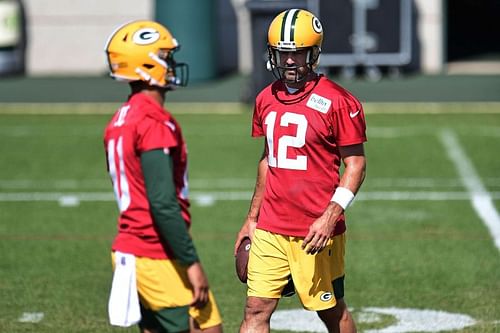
[
  {"x1": 158, "y1": 48, "x2": 189, "y2": 89},
  {"x1": 267, "y1": 45, "x2": 321, "y2": 84},
  {"x1": 133, "y1": 48, "x2": 189, "y2": 89}
]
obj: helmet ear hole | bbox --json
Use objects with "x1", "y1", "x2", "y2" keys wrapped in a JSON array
[
  {"x1": 143, "y1": 64, "x2": 154, "y2": 69},
  {"x1": 309, "y1": 46, "x2": 321, "y2": 67}
]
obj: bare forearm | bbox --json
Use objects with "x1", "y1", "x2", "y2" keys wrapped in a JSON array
[
  {"x1": 324, "y1": 162, "x2": 365, "y2": 223},
  {"x1": 329, "y1": 144, "x2": 367, "y2": 215},
  {"x1": 338, "y1": 155, "x2": 366, "y2": 195},
  {"x1": 234, "y1": 153, "x2": 268, "y2": 253},
  {"x1": 247, "y1": 154, "x2": 267, "y2": 220}
]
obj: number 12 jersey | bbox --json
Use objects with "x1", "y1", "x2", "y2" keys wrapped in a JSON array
[{"x1": 252, "y1": 75, "x2": 367, "y2": 237}]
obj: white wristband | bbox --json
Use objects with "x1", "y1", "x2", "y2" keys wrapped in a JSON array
[{"x1": 331, "y1": 187, "x2": 355, "y2": 210}]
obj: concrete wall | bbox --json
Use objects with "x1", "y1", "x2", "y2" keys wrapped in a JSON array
[
  {"x1": 20, "y1": 0, "x2": 444, "y2": 76},
  {"x1": 23, "y1": 0, "x2": 153, "y2": 75}
]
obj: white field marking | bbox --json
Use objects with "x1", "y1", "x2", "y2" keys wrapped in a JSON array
[
  {"x1": 357, "y1": 191, "x2": 500, "y2": 201},
  {"x1": 58, "y1": 195, "x2": 81, "y2": 207},
  {"x1": 368, "y1": 127, "x2": 434, "y2": 138},
  {"x1": 0, "y1": 192, "x2": 115, "y2": 202},
  {"x1": 0, "y1": 102, "x2": 249, "y2": 115},
  {"x1": 18, "y1": 312, "x2": 44, "y2": 323},
  {"x1": 368, "y1": 126, "x2": 500, "y2": 138},
  {"x1": 2, "y1": 178, "x2": 500, "y2": 190},
  {"x1": 440, "y1": 129, "x2": 500, "y2": 252},
  {"x1": 270, "y1": 307, "x2": 477, "y2": 333},
  {"x1": 362, "y1": 307, "x2": 476, "y2": 333},
  {"x1": 368, "y1": 177, "x2": 500, "y2": 188},
  {"x1": 1, "y1": 191, "x2": 500, "y2": 204},
  {"x1": 1, "y1": 102, "x2": 500, "y2": 115},
  {"x1": 0, "y1": 179, "x2": 110, "y2": 190},
  {"x1": 363, "y1": 102, "x2": 500, "y2": 114},
  {"x1": 3, "y1": 124, "x2": 500, "y2": 139}
]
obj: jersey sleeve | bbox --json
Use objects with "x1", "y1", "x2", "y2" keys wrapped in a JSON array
[
  {"x1": 331, "y1": 97, "x2": 367, "y2": 146},
  {"x1": 136, "y1": 116, "x2": 178, "y2": 152},
  {"x1": 252, "y1": 94, "x2": 265, "y2": 137}
]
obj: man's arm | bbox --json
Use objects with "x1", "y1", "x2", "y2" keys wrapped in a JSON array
[
  {"x1": 234, "y1": 144, "x2": 267, "y2": 255},
  {"x1": 141, "y1": 149, "x2": 208, "y2": 308},
  {"x1": 302, "y1": 143, "x2": 366, "y2": 254}
]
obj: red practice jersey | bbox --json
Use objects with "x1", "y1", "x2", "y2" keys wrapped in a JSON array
[
  {"x1": 104, "y1": 93, "x2": 190, "y2": 259},
  {"x1": 252, "y1": 75, "x2": 367, "y2": 237}
]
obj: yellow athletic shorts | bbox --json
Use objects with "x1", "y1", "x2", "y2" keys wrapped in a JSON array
[
  {"x1": 247, "y1": 229, "x2": 345, "y2": 311},
  {"x1": 111, "y1": 253, "x2": 222, "y2": 329}
]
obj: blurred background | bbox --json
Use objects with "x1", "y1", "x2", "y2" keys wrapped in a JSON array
[{"x1": 0, "y1": 0, "x2": 499, "y2": 102}]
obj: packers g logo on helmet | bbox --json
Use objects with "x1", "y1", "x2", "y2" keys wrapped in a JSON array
[
  {"x1": 104, "y1": 20, "x2": 188, "y2": 88},
  {"x1": 268, "y1": 8, "x2": 323, "y2": 51},
  {"x1": 132, "y1": 28, "x2": 161, "y2": 45},
  {"x1": 312, "y1": 17, "x2": 323, "y2": 34},
  {"x1": 267, "y1": 9, "x2": 323, "y2": 82}
]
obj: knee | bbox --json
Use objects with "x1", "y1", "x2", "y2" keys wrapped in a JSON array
[
  {"x1": 336, "y1": 300, "x2": 350, "y2": 323},
  {"x1": 243, "y1": 297, "x2": 276, "y2": 322},
  {"x1": 318, "y1": 300, "x2": 345, "y2": 320},
  {"x1": 317, "y1": 299, "x2": 354, "y2": 328},
  {"x1": 244, "y1": 302, "x2": 270, "y2": 321}
]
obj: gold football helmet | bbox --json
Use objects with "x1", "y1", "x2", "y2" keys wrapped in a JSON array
[
  {"x1": 267, "y1": 9, "x2": 323, "y2": 82},
  {"x1": 105, "y1": 20, "x2": 188, "y2": 88}
]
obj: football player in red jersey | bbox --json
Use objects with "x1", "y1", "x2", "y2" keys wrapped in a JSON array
[
  {"x1": 234, "y1": 9, "x2": 367, "y2": 333},
  {"x1": 104, "y1": 20, "x2": 223, "y2": 333}
]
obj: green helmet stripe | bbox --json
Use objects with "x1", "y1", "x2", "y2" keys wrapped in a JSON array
[
  {"x1": 289, "y1": 9, "x2": 300, "y2": 42},
  {"x1": 280, "y1": 10, "x2": 290, "y2": 42},
  {"x1": 280, "y1": 9, "x2": 300, "y2": 44}
]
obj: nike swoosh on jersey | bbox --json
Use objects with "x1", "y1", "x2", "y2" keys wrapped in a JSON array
[{"x1": 349, "y1": 110, "x2": 360, "y2": 118}]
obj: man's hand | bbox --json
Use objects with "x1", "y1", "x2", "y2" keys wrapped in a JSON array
[
  {"x1": 234, "y1": 217, "x2": 257, "y2": 256},
  {"x1": 186, "y1": 262, "x2": 209, "y2": 308},
  {"x1": 302, "y1": 202, "x2": 342, "y2": 255}
]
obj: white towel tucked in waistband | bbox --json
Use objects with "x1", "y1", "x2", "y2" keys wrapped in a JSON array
[{"x1": 108, "y1": 251, "x2": 141, "y2": 327}]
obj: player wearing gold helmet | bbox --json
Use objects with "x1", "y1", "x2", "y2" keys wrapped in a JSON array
[
  {"x1": 104, "y1": 20, "x2": 222, "y2": 333},
  {"x1": 266, "y1": 8, "x2": 323, "y2": 84},
  {"x1": 105, "y1": 20, "x2": 188, "y2": 88},
  {"x1": 235, "y1": 8, "x2": 366, "y2": 333}
]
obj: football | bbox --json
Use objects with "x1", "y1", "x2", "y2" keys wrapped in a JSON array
[{"x1": 235, "y1": 237, "x2": 251, "y2": 283}]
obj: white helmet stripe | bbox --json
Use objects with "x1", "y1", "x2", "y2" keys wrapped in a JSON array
[{"x1": 282, "y1": 8, "x2": 298, "y2": 43}]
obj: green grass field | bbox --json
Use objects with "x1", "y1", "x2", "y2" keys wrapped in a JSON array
[{"x1": 0, "y1": 103, "x2": 499, "y2": 332}]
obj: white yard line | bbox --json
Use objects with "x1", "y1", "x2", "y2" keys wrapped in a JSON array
[
  {"x1": 1, "y1": 191, "x2": 500, "y2": 202},
  {"x1": 1, "y1": 102, "x2": 500, "y2": 115},
  {"x1": 0, "y1": 102, "x2": 248, "y2": 115},
  {"x1": 440, "y1": 129, "x2": 500, "y2": 252},
  {"x1": 2, "y1": 177, "x2": 500, "y2": 190}
]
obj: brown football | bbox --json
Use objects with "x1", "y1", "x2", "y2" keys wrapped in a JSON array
[{"x1": 235, "y1": 237, "x2": 251, "y2": 283}]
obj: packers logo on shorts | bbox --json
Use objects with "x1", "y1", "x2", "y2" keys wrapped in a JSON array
[{"x1": 320, "y1": 292, "x2": 333, "y2": 302}]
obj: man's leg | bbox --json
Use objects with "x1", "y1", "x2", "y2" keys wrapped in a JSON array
[
  {"x1": 317, "y1": 298, "x2": 356, "y2": 333},
  {"x1": 239, "y1": 296, "x2": 279, "y2": 333}
]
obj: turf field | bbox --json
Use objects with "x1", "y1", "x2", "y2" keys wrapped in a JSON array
[{"x1": 0, "y1": 102, "x2": 499, "y2": 332}]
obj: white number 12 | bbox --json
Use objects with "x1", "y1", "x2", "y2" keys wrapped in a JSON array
[{"x1": 264, "y1": 111, "x2": 307, "y2": 170}]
